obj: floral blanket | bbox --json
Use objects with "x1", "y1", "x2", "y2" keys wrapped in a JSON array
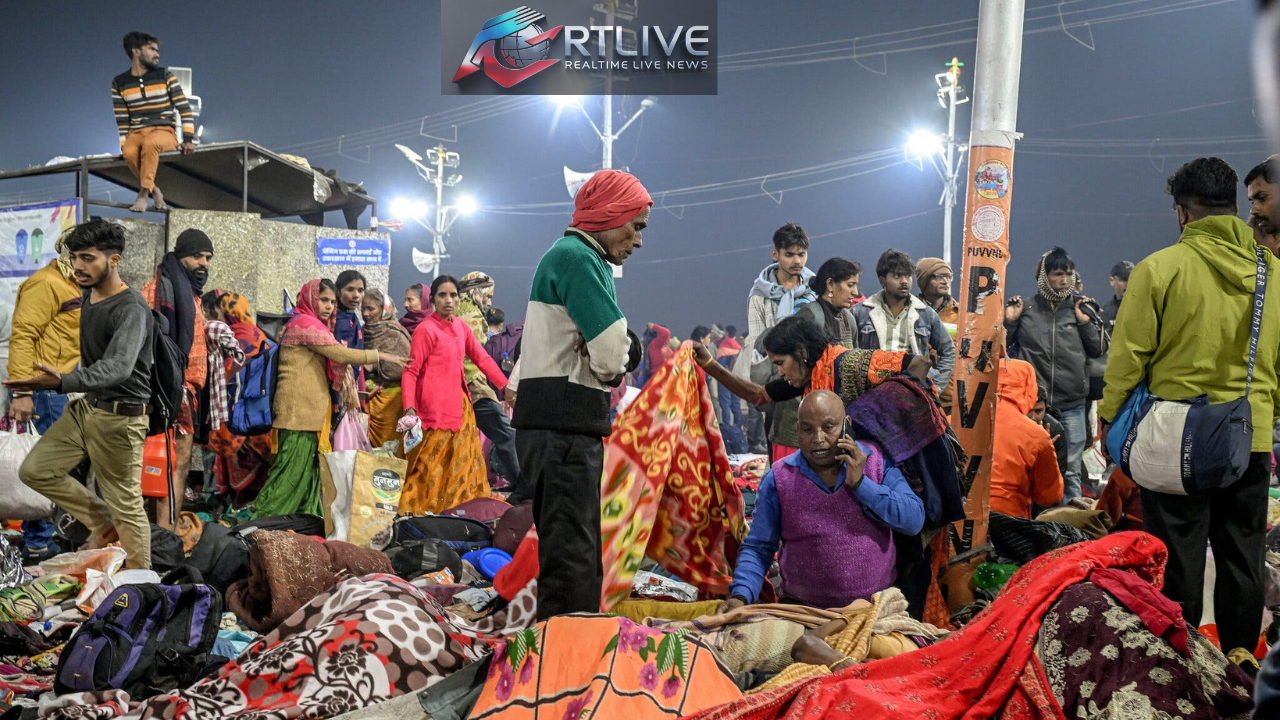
[
  {"x1": 41, "y1": 574, "x2": 486, "y2": 720},
  {"x1": 467, "y1": 615, "x2": 742, "y2": 720},
  {"x1": 600, "y1": 343, "x2": 747, "y2": 609}
]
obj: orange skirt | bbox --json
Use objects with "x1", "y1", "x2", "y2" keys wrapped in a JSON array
[
  {"x1": 398, "y1": 398, "x2": 488, "y2": 514},
  {"x1": 365, "y1": 385, "x2": 404, "y2": 454}
]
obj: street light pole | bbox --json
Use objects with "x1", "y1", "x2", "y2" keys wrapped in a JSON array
[
  {"x1": 394, "y1": 143, "x2": 464, "y2": 278},
  {"x1": 602, "y1": 1, "x2": 614, "y2": 169},
  {"x1": 938, "y1": 58, "x2": 970, "y2": 264}
]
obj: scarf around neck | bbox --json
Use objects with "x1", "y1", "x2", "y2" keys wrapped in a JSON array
[
  {"x1": 156, "y1": 252, "x2": 196, "y2": 354},
  {"x1": 400, "y1": 308, "x2": 428, "y2": 336},
  {"x1": 1035, "y1": 251, "x2": 1073, "y2": 306},
  {"x1": 751, "y1": 263, "x2": 817, "y2": 319}
]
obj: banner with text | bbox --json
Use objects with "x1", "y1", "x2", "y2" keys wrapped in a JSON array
[{"x1": 0, "y1": 199, "x2": 81, "y2": 308}]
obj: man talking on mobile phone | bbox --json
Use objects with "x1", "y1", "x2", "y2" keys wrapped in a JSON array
[{"x1": 717, "y1": 390, "x2": 925, "y2": 614}]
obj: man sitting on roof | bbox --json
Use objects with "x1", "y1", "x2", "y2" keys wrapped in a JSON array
[
  {"x1": 112, "y1": 31, "x2": 196, "y2": 213},
  {"x1": 718, "y1": 390, "x2": 925, "y2": 612}
]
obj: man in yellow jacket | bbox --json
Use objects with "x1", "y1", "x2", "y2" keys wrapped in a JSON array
[
  {"x1": 8, "y1": 249, "x2": 82, "y2": 558},
  {"x1": 1100, "y1": 157, "x2": 1280, "y2": 660}
]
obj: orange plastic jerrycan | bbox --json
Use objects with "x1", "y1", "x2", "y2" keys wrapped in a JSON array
[{"x1": 140, "y1": 431, "x2": 173, "y2": 497}]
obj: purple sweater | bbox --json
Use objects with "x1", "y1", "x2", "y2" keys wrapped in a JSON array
[{"x1": 728, "y1": 445, "x2": 925, "y2": 606}]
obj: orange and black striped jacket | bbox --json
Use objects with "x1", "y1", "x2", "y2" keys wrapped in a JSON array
[{"x1": 110, "y1": 67, "x2": 195, "y2": 146}]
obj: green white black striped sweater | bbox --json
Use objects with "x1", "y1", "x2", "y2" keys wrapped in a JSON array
[{"x1": 512, "y1": 229, "x2": 634, "y2": 437}]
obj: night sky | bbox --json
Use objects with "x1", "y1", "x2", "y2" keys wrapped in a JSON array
[{"x1": 0, "y1": 0, "x2": 1262, "y2": 336}]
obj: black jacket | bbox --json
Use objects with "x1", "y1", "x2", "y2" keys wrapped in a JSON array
[{"x1": 1005, "y1": 292, "x2": 1105, "y2": 412}]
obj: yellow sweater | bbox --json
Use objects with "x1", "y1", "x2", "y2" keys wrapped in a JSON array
[
  {"x1": 8, "y1": 261, "x2": 82, "y2": 380},
  {"x1": 272, "y1": 344, "x2": 377, "y2": 432}
]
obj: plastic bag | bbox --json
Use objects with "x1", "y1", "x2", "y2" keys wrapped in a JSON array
[
  {"x1": 320, "y1": 450, "x2": 358, "y2": 541},
  {"x1": 397, "y1": 415, "x2": 423, "y2": 453},
  {"x1": 0, "y1": 420, "x2": 52, "y2": 520},
  {"x1": 0, "y1": 535, "x2": 31, "y2": 590},
  {"x1": 39, "y1": 546, "x2": 127, "y2": 582},
  {"x1": 320, "y1": 450, "x2": 406, "y2": 549},
  {"x1": 333, "y1": 413, "x2": 372, "y2": 453}
]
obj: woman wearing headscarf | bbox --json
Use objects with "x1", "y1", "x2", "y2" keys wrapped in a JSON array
[
  {"x1": 216, "y1": 290, "x2": 271, "y2": 355},
  {"x1": 361, "y1": 288, "x2": 411, "y2": 451},
  {"x1": 400, "y1": 284, "x2": 428, "y2": 335},
  {"x1": 399, "y1": 275, "x2": 509, "y2": 514},
  {"x1": 253, "y1": 279, "x2": 405, "y2": 518},
  {"x1": 203, "y1": 290, "x2": 274, "y2": 501},
  {"x1": 795, "y1": 257, "x2": 861, "y2": 347}
]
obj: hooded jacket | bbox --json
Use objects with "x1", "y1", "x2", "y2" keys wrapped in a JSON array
[
  {"x1": 990, "y1": 359, "x2": 1063, "y2": 519},
  {"x1": 1100, "y1": 215, "x2": 1280, "y2": 452},
  {"x1": 1005, "y1": 290, "x2": 1104, "y2": 412}
]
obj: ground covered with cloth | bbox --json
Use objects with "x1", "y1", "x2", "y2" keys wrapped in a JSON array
[
  {"x1": 680, "y1": 532, "x2": 1255, "y2": 720},
  {"x1": 39, "y1": 574, "x2": 487, "y2": 720}
]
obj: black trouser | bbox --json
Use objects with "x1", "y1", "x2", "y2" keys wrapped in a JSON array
[
  {"x1": 1140, "y1": 451, "x2": 1269, "y2": 653},
  {"x1": 517, "y1": 428, "x2": 604, "y2": 620},
  {"x1": 472, "y1": 398, "x2": 528, "y2": 499}
]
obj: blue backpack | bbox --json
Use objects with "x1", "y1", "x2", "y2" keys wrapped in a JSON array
[{"x1": 229, "y1": 339, "x2": 280, "y2": 436}]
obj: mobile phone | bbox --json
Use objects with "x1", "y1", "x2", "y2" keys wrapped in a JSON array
[{"x1": 842, "y1": 417, "x2": 853, "y2": 441}]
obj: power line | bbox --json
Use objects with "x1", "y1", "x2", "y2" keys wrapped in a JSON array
[{"x1": 717, "y1": 0, "x2": 1234, "y2": 73}]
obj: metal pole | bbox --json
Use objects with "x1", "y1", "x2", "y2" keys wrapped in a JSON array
[
  {"x1": 943, "y1": 84, "x2": 958, "y2": 264},
  {"x1": 601, "y1": 1, "x2": 615, "y2": 169},
  {"x1": 242, "y1": 145, "x2": 249, "y2": 213},
  {"x1": 433, "y1": 146, "x2": 445, "y2": 278},
  {"x1": 952, "y1": 0, "x2": 1024, "y2": 553}
]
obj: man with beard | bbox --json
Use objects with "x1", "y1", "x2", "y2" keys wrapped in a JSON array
[
  {"x1": 1246, "y1": 157, "x2": 1280, "y2": 257},
  {"x1": 112, "y1": 32, "x2": 196, "y2": 213},
  {"x1": 854, "y1": 249, "x2": 955, "y2": 392},
  {"x1": 456, "y1": 271, "x2": 528, "y2": 502},
  {"x1": 9, "y1": 220, "x2": 155, "y2": 569},
  {"x1": 142, "y1": 229, "x2": 211, "y2": 528}
]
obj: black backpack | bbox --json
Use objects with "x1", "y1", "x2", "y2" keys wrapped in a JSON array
[
  {"x1": 148, "y1": 309, "x2": 188, "y2": 438},
  {"x1": 54, "y1": 567, "x2": 222, "y2": 700},
  {"x1": 391, "y1": 514, "x2": 494, "y2": 554}
]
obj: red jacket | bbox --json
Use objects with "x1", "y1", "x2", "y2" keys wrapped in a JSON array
[
  {"x1": 402, "y1": 312, "x2": 507, "y2": 432},
  {"x1": 647, "y1": 324, "x2": 672, "y2": 370}
]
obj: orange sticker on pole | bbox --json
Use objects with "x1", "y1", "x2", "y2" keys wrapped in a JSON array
[{"x1": 951, "y1": 144, "x2": 1015, "y2": 554}]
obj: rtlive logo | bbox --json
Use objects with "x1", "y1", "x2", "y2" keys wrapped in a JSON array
[{"x1": 453, "y1": 6, "x2": 709, "y2": 89}]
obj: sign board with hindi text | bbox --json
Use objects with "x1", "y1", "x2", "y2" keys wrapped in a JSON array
[{"x1": 317, "y1": 237, "x2": 390, "y2": 265}]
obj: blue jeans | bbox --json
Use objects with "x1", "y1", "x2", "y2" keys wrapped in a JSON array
[
  {"x1": 22, "y1": 390, "x2": 68, "y2": 549},
  {"x1": 1060, "y1": 405, "x2": 1088, "y2": 502}
]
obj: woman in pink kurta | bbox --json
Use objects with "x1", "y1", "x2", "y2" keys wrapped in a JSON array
[{"x1": 399, "y1": 275, "x2": 508, "y2": 513}]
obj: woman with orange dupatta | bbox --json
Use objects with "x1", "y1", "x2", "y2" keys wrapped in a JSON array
[
  {"x1": 253, "y1": 279, "x2": 405, "y2": 518},
  {"x1": 694, "y1": 315, "x2": 931, "y2": 411},
  {"x1": 204, "y1": 290, "x2": 275, "y2": 501}
]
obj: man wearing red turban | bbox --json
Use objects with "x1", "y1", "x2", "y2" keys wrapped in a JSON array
[{"x1": 512, "y1": 169, "x2": 649, "y2": 619}]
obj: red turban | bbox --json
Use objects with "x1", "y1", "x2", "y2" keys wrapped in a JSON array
[{"x1": 570, "y1": 170, "x2": 653, "y2": 232}]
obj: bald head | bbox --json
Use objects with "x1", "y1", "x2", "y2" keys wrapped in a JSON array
[
  {"x1": 799, "y1": 390, "x2": 843, "y2": 423},
  {"x1": 797, "y1": 390, "x2": 846, "y2": 470}
]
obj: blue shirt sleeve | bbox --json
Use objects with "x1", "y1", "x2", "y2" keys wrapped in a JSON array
[
  {"x1": 728, "y1": 470, "x2": 781, "y2": 604},
  {"x1": 853, "y1": 458, "x2": 926, "y2": 535}
]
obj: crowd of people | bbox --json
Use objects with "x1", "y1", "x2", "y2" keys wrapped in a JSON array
[
  {"x1": 0, "y1": 27, "x2": 1277, "y2": 715},
  {"x1": 1, "y1": 149, "x2": 1278, "y2": 714}
]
